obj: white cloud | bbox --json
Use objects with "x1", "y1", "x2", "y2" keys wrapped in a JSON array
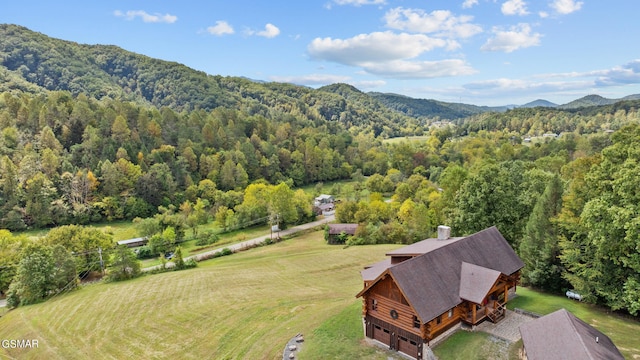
[
  {"x1": 207, "y1": 21, "x2": 234, "y2": 36},
  {"x1": 353, "y1": 80, "x2": 387, "y2": 89},
  {"x1": 308, "y1": 31, "x2": 475, "y2": 79},
  {"x1": 308, "y1": 31, "x2": 449, "y2": 65},
  {"x1": 593, "y1": 60, "x2": 640, "y2": 86},
  {"x1": 113, "y1": 10, "x2": 177, "y2": 24},
  {"x1": 384, "y1": 8, "x2": 482, "y2": 39},
  {"x1": 256, "y1": 23, "x2": 281, "y2": 38},
  {"x1": 462, "y1": 0, "x2": 479, "y2": 9},
  {"x1": 361, "y1": 59, "x2": 477, "y2": 79},
  {"x1": 270, "y1": 73, "x2": 351, "y2": 86},
  {"x1": 481, "y1": 23, "x2": 541, "y2": 52},
  {"x1": 550, "y1": 0, "x2": 583, "y2": 14},
  {"x1": 501, "y1": 0, "x2": 529, "y2": 16}
]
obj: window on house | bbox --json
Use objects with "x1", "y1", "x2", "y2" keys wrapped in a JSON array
[
  {"x1": 372, "y1": 298, "x2": 378, "y2": 311},
  {"x1": 448, "y1": 309, "x2": 454, "y2": 318},
  {"x1": 413, "y1": 315, "x2": 420, "y2": 328},
  {"x1": 436, "y1": 315, "x2": 442, "y2": 325}
]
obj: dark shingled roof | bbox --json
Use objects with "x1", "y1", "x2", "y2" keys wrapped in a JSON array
[
  {"x1": 519, "y1": 308, "x2": 624, "y2": 360},
  {"x1": 361, "y1": 258, "x2": 392, "y2": 282},
  {"x1": 328, "y1": 223, "x2": 358, "y2": 235},
  {"x1": 358, "y1": 226, "x2": 524, "y2": 324},
  {"x1": 459, "y1": 262, "x2": 501, "y2": 304},
  {"x1": 385, "y1": 236, "x2": 465, "y2": 257}
]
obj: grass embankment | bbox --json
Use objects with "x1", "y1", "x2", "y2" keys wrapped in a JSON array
[
  {"x1": 508, "y1": 287, "x2": 640, "y2": 359},
  {"x1": 0, "y1": 232, "x2": 401, "y2": 360}
]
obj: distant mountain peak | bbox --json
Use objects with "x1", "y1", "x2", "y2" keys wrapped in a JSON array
[{"x1": 520, "y1": 99, "x2": 558, "y2": 108}]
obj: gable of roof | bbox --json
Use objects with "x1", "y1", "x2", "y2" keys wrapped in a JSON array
[
  {"x1": 459, "y1": 262, "x2": 501, "y2": 304},
  {"x1": 519, "y1": 308, "x2": 624, "y2": 360},
  {"x1": 358, "y1": 226, "x2": 523, "y2": 323}
]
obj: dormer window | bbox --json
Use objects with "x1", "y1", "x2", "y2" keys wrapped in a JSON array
[{"x1": 413, "y1": 315, "x2": 420, "y2": 328}]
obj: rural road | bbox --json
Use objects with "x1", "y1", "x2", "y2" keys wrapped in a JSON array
[{"x1": 143, "y1": 214, "x2": 335, "y2": 272}]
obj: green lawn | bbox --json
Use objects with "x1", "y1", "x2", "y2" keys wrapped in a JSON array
[
  {"x1": 3, "y1": 233, "x2": 639, "y2": 360},
  {"x1": 0, "y1": 231, "x2": 401, "y2": 360},
  {"x1": 433, "y1": 331, "x2": 520, "y2": 360},
  {"x1": 508, "y1": 287, "x2": 640, "y2": 359}
]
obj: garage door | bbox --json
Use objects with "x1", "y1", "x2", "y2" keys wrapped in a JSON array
[
  {"x1": 398, "y1": 336, "x2": 419, "y2": 358},
  {"x1": 372, "y1": 324, "x2": 390, "y2": 345}
]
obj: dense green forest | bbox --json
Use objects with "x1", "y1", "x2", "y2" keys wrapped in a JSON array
[{"x1": 1, "y1": 23, "x2": 639, "y2": 316}]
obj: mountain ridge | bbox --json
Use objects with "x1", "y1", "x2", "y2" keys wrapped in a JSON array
[{"x1": 1, "y1": 23, "x2": 639, "y2": 122}]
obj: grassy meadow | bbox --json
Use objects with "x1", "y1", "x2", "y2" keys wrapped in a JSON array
[
  {"x1": 2, "y1": 228, "x2": 639, "y2": 360},
  {"x1": 0, "y1": 231, "x2": 401, "y2": 360}
]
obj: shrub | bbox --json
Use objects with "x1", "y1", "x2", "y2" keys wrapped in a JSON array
[
  {"x1": 135, "y1": 246, "x2": 153, "y2": 259},
  {"x1": 195, "y1": 231, "x2": 219, "y2": 246},
  {"x1": 184, "y1": 258, "x2": 198, "y2": 269}
]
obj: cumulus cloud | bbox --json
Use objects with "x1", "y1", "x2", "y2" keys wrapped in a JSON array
[
  {"x1": 207, "y1": 21, "x2": 234, "y2": 36},
  {"x1": 481, "y1": 23, "x2": 541, "y2": 52},
  {"x1": 462, "y1": 0, "x2": 478, "y2": 9},
  {"x1": 361, "y1": 59, "x2": 477, "y2": 79},
  {"x1": 256, "y1": 23, "x2": 281, "y2": 38},
  {"x1": 270, "y1": 73, "x2": 351, "y2": 86},
  {"x1": 501, "y1": 0, "x2": 529, "y2": 16},
  {"x1": 550, "y1": 0, "x2": 583, "y2": 14},
  {"x1": 384, "y1": 8, "x2": 482, "y2": 39},
  {"x1": 594, "y1": 60, "x2": 640, "y2": 86},
  {"x1": 114, "y1": 10, "x2": 177, "y2": 23},
  {"x1": 308, "y1": 31, "x2": 449, "y2": 65},
  {"x1": 307, "y1": 31, "x2": 475, "y2": 79}
]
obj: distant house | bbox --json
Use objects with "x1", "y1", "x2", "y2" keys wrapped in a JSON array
[
  {"x1": 314, "y1": 202, "x2": 335, "y2": 216},
  {"x1": 357, "y1": 226, "x2": 524, "y2": 359},
  {"x1": 313, "y1": 194, "x2": 335, "y2": 215},
  {"x1": 116, "y1": 237, "x2": 148, "y2": 248},
  {"x1": 326, "y1": 223, "x2": 358, "y2": 244},
  {"x1": 314, "y1": 194, "x2": 334, "y2": 206},
  {"x1": 519, "y1": 308, "x2": 624, "y2": 360}
]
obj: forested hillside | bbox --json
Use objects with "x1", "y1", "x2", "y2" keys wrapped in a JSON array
[
  {"x1": 369, "y1": 92, "x2": 508, "y2": 120},
  {"x1": 1, "y1": 23, "x2": 640, "y2": 317},
  {"x1": 0, "y1": 24, "x2": 422, "y2": 138}
]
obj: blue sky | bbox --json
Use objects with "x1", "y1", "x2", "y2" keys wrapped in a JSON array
[{"x1": 2, "y1": 0, "x2": 639, "y2": 106}]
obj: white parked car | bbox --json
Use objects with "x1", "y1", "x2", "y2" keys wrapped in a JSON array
[{"x1": 566, "y1": 290, "x2": 583, "y2": 301}]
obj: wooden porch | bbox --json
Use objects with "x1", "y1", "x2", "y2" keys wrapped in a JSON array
[{"x1": 464, "y1": 300, "x2": 506, "y2": 324}]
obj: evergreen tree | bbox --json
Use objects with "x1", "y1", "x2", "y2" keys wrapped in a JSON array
[{"x1": 519, "y1": 174, "x2": 566, "y2": 292}]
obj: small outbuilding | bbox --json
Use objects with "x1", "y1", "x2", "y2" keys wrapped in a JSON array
[
  {"x1": 116, "y1": 237, "x2": 148, "y2": 248},
  {"x1": 326, "y1": 224, "x2": 358, "y2": 244},
  {"x1": 519, "y1": 308, "x2": 624, "y2": 360}
]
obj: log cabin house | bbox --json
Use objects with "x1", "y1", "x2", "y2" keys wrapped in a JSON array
[{"x1": 356, "y1": 226, "x2": 524, "y2": 359}]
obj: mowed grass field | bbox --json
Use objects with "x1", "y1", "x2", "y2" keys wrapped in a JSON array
[{"x1": 0, "y1": 231, "x2": 402, "y2": 360}]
